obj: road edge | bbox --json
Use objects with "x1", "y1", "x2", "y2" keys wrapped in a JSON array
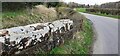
[{"x1": 89, "y1": 20, "x2": 98, "y2": 54}]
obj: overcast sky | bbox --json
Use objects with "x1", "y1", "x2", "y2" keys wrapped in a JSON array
[{"x1": 64, "y1": 0, "x2": 120, "y2": 5}]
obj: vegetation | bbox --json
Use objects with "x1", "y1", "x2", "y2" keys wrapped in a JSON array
[
  {"x1": 100, "y1": 1, "x2": 120, "y2": 9},
  {"x1": 2, "y1": 2, "x2": 70, "y2": 29},
  {"x1": 76, "y1": 1, "x2": 120, "y2": 19},
  {"x1": 86, "y1": 8, "x2": 120, "y2": 19},
  {"x1": 2, "y1": 5, "x2": 58, "y2": 29},
  {"x1": 2, "y1": 2, "x2": 93, "y2": 54},
  {"x1": 76, "y1": 8, "x2": 120, "y2": 19},
  {"x1": 86, "y1": 8, "x2": 120, "y2": 15},
  {"x1": 0, "y1": 13, "x2": 2, "y2": 29},
  {"x1": 2, "y1": 10, "x2": 37, "y2": 28},
  {"x1": 76, "y1": 8, "x2": 86, "y2": 12},
  {"x1": 0, "y1": 13, "x2": 1, "y2": 18},
  {"x1": 91, "y1": 12, "x2": 120, "y2": 19},
  {"x1": 48, "y1": 18, "x2": 93, "y2": 54}
]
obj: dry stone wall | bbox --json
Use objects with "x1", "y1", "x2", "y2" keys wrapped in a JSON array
[{"x1": 0, "y1": 19, "x2": 75, "y2": 55}]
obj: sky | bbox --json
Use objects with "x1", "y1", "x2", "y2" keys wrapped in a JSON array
[{"x1": 64, "y1": 0, "x2": 120, "y2": 5}]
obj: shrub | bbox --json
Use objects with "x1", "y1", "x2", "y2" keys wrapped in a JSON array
[{"x1": 86, "y1": 8, "x2": 120, "y2": 15}]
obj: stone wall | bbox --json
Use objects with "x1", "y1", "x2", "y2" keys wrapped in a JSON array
[
  {"x1": 0, "y1": 7, "x2": 85, "y2": 55},
  {"x1": 0, "y1": 19, "x2": 75, "y2": 55}
]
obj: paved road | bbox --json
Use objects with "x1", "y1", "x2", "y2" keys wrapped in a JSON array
[{"x1": 80, "y1": 12, "x2": 118, "y2": 54}]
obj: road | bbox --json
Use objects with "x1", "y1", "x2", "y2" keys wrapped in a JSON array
[{"x1": 80, "y1": 12, "x2": 118, "y2": 54}]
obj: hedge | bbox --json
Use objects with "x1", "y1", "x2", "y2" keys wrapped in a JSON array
[{"x1": 86, "y1": 8, "x2": 120, "y2": 15}]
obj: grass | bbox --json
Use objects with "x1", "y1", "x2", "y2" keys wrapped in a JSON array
[
  {"x1": 2, "y1": 10, "x2": 29, "y2": 28},
  {"x1": 50, "y1": 19, "x2": 93, "y2": 54},
  {"x1": 0, "y1": 13, "x2": 1, "y2": 18},
  {"x1": 76, "y1": 8, "x2": 86, "y2": 13},
  {"x1": 2, "y1": 8, "x2": 56, "y2": 29},
  {"x1": 48, "y1": 19, "x2": 93, "y2": 54},
  {"x1": 76, "y1": 8, "x2": 119, "y2": 19},
  {"x1": 2, "y1": 10, "x2": 27, "y2": 18},
  {"x1": 2, "y1": 6, "x2": 93, "y2": 54},
  {"x1": 0, "y1": 13, "x2": 2, "y2": 29},
  {"x1": 91, "y1": 12, "x2": 120, "y2": 19}
]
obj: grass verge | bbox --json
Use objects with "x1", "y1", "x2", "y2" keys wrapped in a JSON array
[
  {"x1": 76, "y1": 8, "x2": 120, "y2": 19},
  {"x1": 91, "y1": 12, "x2": 120, "y2": 19},
  {"x1": 76, "y1": 8, "x2": 86, "y2": 13}
]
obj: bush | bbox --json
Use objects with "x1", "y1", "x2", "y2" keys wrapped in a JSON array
[{"x1": 86, "y1": 8, "x2": 120, "y2": 15}]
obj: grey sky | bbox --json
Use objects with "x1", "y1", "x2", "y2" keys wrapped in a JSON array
[{"x1": 64, "y1": 0, "x2": 120, "y2": 5}]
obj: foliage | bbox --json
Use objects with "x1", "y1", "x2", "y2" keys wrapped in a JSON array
[
  {"x1": 2, "y1": 2, "x2": 27, "y2": 11},
  {"x1": 2, "y1": 2, "x2": 94, "y2": 54},
  {"x1": 91, "y1": 12, "x2": 120, "y2": 19},
  {"x1": 36, "y1": 18, "x2": 93, "y2": 54},
  {"x1": 45, "y1": 2, "x2": 61, "y2": 8},
  {"x1": 85, "y1": 8, "x2": 120, "y2": 19},
  {"x1": 49, "y1": 19, "x2": 93, "y2": 54},
  {"x1": 2, "y1": 5, "x2": 57, "y2": 29},
  {"x1": 86, "y1": 8, "x2": 120, "y2": 15},
  {"x1": 76, "y1": 8, "x2": 86, "y2": 12},
  {"x1": 100, "y1": 1, "x2": 120, "y2": 9},
  {"x1": 2, "y1": 2, "x2": 66, "y2": 12}
]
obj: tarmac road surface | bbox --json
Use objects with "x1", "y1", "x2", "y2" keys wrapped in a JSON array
[{"x1": 80, "y1": 12, "x2": 118, "y2": 54}]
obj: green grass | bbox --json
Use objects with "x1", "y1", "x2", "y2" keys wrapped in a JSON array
[
  {"x1": 2, "y1": 7, "x2": 93, "y2": 54},
  {"x1": 48, "y1": 19, "x2": 93, "y2": 54},
  {"x1": 2, "y1": 7, "x2": 57, "y2": 29},
  {"x1": 81, "y1": 19, "x2": 93, "y2": 47},
  {"x1": 2, "y1": 10, "x2": 27, "y2": 19},
  {"x1": 2, "y1": 10, "x2": 44, "y2": 29},
  {"x1": 91, "y1": 12, "x2": 120, "y2": 19},
  {"x1": 36, "y1": 19, "x2": 93, "y2": 55},
  {"x1": 0, "y1": 13, "x2": 1, "y2": 18},
  {"x1": 76, "y1": 8, "x2": 119, "y2": 19},
  {"x1": 2, "y1": 10, "x2": 29, "y2": 28},
  {"x1": 76, "y1": 8, "x2": 86, "y2": 12},
  {"x1": 76, "y1": 8, "x2": 120, "y2": 19},
  {"x1": 0, "y1": 13, "x2": 2, "y2": 29}
]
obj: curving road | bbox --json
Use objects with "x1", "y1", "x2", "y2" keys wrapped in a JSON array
[{"x1": 80, "y1": 12, "x2": 118, "y2": 54}]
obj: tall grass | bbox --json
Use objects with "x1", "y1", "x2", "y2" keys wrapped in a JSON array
[{"x1": 2, "y1": 6, "x2": 57, "y2": 29}]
